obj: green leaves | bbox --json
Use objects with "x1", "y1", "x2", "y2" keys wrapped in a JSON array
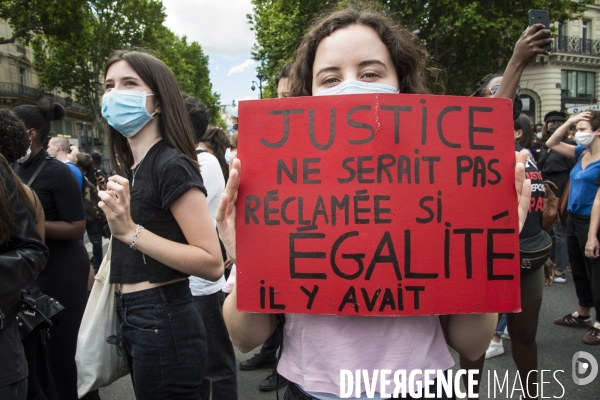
[
  {"x1": 27, "y1": 0, "x2": 220, "y2": 138},
  {"x1": 0, "y1": 0, "x2": 88, "y2": 44},
  {"x1": 154, "y1": 28, "x2": 222, "y2": 126}
]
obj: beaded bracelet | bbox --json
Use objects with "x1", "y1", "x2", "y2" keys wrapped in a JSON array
[{"x1": 130, "y1": 224, "x2": 143, "y2": 250}]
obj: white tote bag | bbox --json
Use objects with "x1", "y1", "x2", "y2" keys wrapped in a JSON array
[{"x1": 76, "y1": 240, "x2": 129, "y2": 398}]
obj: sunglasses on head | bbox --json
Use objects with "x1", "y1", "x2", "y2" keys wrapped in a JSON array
[{"x1": 489, "y1": 85, "x2": 521, "y2": 96}]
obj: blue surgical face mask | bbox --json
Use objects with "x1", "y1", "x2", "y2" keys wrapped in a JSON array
[
  {"x1": 315, "y1": 79, "x2": 398, "y2": 96},
  {"x1": 102, "y1": 89, "x2": 155, "y2": 138},
  {"x1": 226, "y1": 118, "x2": 237, "y2": 133}
]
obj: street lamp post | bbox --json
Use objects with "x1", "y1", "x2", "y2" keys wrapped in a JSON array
[{"x1": 251, "y1": 72, "x2": 265, "y2": 99}]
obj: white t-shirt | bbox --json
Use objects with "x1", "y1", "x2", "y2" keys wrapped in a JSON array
[{"x1": 189, "y1": 149, "x2": 226, "y2": 296}]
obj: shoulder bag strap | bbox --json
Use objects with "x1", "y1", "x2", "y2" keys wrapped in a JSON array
[{"x1": 26, "y1": 158, "x2": 49, "y2": 187}]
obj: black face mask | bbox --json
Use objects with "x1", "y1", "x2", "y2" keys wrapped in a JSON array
[{"x1": 548, "y1": 125, "x2": 559, "y2": 134}]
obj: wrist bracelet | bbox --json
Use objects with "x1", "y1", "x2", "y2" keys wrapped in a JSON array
[{"x1": 130, "y1": 224, "x2": 143, "y2": 251}]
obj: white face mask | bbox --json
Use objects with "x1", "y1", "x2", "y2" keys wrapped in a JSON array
[
  {"x1": 315, "y1": 79, "x2": 398, "y2": 96},
  {"x1": 575, "y1": 131, "x2": 595, "y2": 146},
  {"x1": 17, "y1": 142, "x2": 32, "y2": 164},
  {"x1": 535, "y1": 132, "x2": 543, "y2": 140}
]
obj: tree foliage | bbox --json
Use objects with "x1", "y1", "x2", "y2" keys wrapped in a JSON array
[
  {"x1": 0, "y1": 0, "x2": 88, "y2": 44},
  {"x1": 250, "y1": 0, "x2": 594, "y2": 96},
  {"x1": 154, "y1": 27, "x2": 222, "y2": 126},
  {"x1": 31, "y1": 0, "x2": 221, "y2": 139},
  {"x1": 32, "y1": 0, "x2": 165, "y2": 141}
]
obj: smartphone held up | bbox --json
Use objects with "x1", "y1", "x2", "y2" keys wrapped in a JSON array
[{"x1": 528, "y1": 9, "x2": 552, "y2": 52}]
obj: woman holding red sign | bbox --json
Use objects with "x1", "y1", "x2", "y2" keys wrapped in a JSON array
[{"x1": 220, "y1": 6, "x2": 533, "y2": 400}]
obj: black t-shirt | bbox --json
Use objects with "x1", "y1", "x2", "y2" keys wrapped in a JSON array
[
  {"x1": 516, "y1": 143, "x2": 544, "y2": 238},
  {"x1": 537, "y1": 138, "x2": 577, "y2": 198},
  {"x1": 13, "y1": 150, "x2": 86, "y2": 223},
  {"x1": 110, "y1": 140, "x2": 207, "y2": 284}
]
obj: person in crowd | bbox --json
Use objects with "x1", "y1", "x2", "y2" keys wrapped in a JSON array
[
  {"x1": 13, "y1": 100, "x2": 95, "y2": 400},
  {"x1": 536, "y1": 111, "x2": 576, "y2": 284},
  {"x1": 227, "y1": 131, "x2": 238, "y2": 165},
  {"x1": 276, "y1": 63, "x2": 292, "y2": 99},
  {"x1": 219, "y1": 6, "x2": 533, "y2": 399},
  {"x1": 75, "y1": 152, "x2": 104, "y2": 271},
  {"x1": 197, "y1": 126, "x2": 231, "y2": 182},
  {"x1": 0, "y1": 109, "x2": 45, "y2": 238},
  {"x1": 68, "y1": 144, "x2": 79, "y2": 163},
  {"x1": 240, "y1": 63, "x2": 293, "y2": 392},
  {"x1": 463, "y1": 81, "x2": 551, "y2": 398},
  {"x1": 224, "y1": 105, "x2": 238, "y2": 134},
  {"x1": 547, "y1": 110, "x2": 600, "y2": 345},
  {"x1": 91, "y1": 152, "x2": 108, "y2": 180},
  {"x1": 195, "y1": 125, "x2": 234, "y2": 281},
  {"x1": 47, "y1": 137, "x2": 84, "y2": 191},
  {"x1": 97, "y1": 49, "x2": 223, "y2": 398},
  {"x1": 0, "y1": 109, "x2": 48, "y2": 400},
  {"x1": 182, "y1": 93, "x2": 238, "y2": 399},
  {"x1": 514, "y1": 113, "x2": 534, "y2": 150},
  {"x1": 0, "y1": 150, "x2": 48, "y2": 400}
]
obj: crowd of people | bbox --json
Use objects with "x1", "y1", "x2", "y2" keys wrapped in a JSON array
[{"x1": 0, "y1": 3, "x2": 599, "y2": 400}]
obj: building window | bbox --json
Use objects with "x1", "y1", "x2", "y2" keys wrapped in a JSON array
[
  {"x1": 582, "y1": 20, "x2": 591, "y2": 53},
  {"x1": 561, "y1": 70, "x2": 595, "y2": 99},
  {"x1": 19, "y1": 67, "x2": 27, "y2": 86},
  {"x1": 558, "y1": 22, "x2": 568, "y2": 37},
  {"x1": 51, "y1": 119, "x2": 74, "y2": 137},
  {"x1": 520, "y1": 94, "x2": 536, "y2": 124}
]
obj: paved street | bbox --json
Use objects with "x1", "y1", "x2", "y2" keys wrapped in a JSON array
[{"x1": 86, "y1": 237, "x2": 599, "y2": 399}]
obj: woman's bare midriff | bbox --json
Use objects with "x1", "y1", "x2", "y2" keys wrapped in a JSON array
[{"x1": 120, "y1": 277, "x2": 186, "y2": 293}]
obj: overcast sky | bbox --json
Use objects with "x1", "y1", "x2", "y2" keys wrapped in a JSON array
[{"x1": 162, "y1": 0, "x2": 261, "y2": 106}]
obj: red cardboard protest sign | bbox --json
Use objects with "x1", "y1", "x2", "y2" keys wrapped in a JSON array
[{"x1": 236, "y1": 93, "x2": 520, "y2": 316}]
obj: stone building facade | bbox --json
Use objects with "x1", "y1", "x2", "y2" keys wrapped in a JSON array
[
  {"x1": 0, "y1": 19, "x2": 99, "y2": 154},
  {"x1": 520, "y1": 2, "x2": 600, "y2": 123}
]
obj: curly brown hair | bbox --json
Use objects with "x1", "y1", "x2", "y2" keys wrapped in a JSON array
[
  {"x1": 0, "y1": 109, "x2": 30, "y2": 163},
  {"x1": 288, "y1": 7, "x2": 440, "y2": 96}
]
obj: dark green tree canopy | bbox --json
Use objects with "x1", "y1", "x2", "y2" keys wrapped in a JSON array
[
  {"x1": 0, "y1": 0, "x2": 88, "y2": 44},
  {"x1": 250, "y1": 0, "x2": 593, "y2": 96},
  {"x1": 30, "y1": 0, "x2": 221, "y2": 138}
]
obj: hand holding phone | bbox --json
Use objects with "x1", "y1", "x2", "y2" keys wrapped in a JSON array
[{"x1": 528, "y1": 9, "x2": 551, "y2": 51}]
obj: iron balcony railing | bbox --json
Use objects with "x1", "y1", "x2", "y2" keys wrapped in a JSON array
[
  {"x1": 554, "y1": 36, "x2": 600, "y2": 56},
  {"x1": 0, "y1": 82, "x2": 89, "y2": 114}
]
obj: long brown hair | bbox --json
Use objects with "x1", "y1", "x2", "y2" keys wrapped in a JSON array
[
  {"x1": 104, "y1": 50, "x2": 197, "y2": 177},
  {"x1": 289, "y1": 7, "x2": 439, "y2": 97},
  {"x1": 0, "y1": 154, "x2": 34, "y2": 245}
]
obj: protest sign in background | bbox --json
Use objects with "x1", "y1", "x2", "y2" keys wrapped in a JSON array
[{"x1": 236, "y1": 93, "x2": 520, "y2": 316}]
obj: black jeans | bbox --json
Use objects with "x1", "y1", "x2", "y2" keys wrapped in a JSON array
[
  {"x1": 567, "y1": 214, "x2": 600, "y2": 321},
  {"x1": 193, "y1": 291, "x2": 238, "y2": 400},
  {"x1": 261, "y1": 322, "x2": 283, "y2": 358},
  {"x1": 116, "y1": 279, "x2": 206, "y2": 399},
  {"x1": 284, "y1": 380, "x2": 455, "y2": 400},
  {"x1": 0, "y1": 378, "x2": 27, "y2": 400},
  {"x1": 86, "y1": 222, "x2": 103, "y2": 269}
]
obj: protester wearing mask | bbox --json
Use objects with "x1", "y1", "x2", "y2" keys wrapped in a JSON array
[
  {"x1": 225, "y1": 105, "x2": 238, "y2": 134},
  {"x1": 546, "y1": 110, "x2": 600, "y2": 345},
  {"x1": 537, "y1": 111, "x2": 576, "y2": 283},
  {"x1": 219, "y1": 6, "x2": 533, "y2": 399},
  {"x1": 99, "y1": 50, "x2": 223, "y2": 398}
]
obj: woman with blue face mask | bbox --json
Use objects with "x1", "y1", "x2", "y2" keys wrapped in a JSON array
[
  {"x1": 97, "y1": 50, "x2": 224, "y2": 399},
  {"x1": 218, "y1": 6, "x2": 532, "y2": 400},
  {"x1": 546, "y1": 110, "x2": 600, "y2": 346}
]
